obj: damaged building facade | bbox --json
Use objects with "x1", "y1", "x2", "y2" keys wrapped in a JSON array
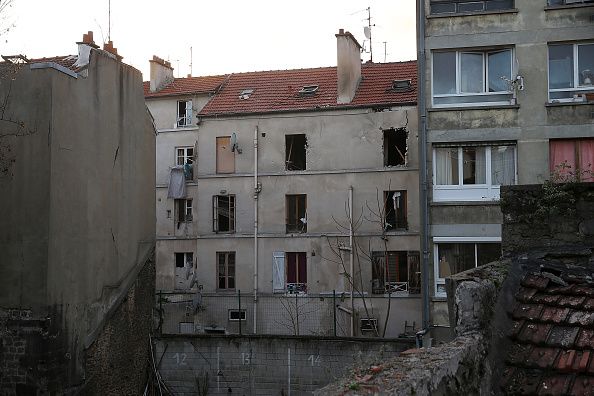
[
  {"x1": 147, "y1": 30, "x2": 422, "y2": 336},
  {"x1": 418, "y1": 0, "x2": 594, "y2": 331},
  {"x1": 0, "y1": 33, "x2": 155, "y2": 394}
]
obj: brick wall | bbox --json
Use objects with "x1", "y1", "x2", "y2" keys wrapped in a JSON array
[
  {"x1": 155, "y1": 335, "x2": 414, "y2": 395},
  {"x1": 82, "y1": 256, "x2": 155, "y2": 394}
]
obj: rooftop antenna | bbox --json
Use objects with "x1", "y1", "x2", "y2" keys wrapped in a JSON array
[
  {"x1": 364, "y1": 7, "x2": 375, "y2": 62},
  {"x1": 189, "y1": 46, "x2": 193, "y2": 77},
  {"x1": 108, "y1": 0, "x2": 111, "y2": 41},
  {"x1": 383, "y1": 41, "x2": 387, "y2": 63}
]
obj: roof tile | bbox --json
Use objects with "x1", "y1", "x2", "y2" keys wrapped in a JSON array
[
  {"x1": 568, "y1": 311, "x2": 594, "y2": 327},
  {"x1": 505, "y1": 343, "x2": 533, "y2": 366},
  {"x1": 540, "y1": 307, "x2": 570, "y2": 324},
  {"x1": 504, "y1": 368, "x2": 542, "y2": 395},
  {"x1": 508, "y1": 320, "x2": 526, "y2": 339},
  {"x1": 144, "y1": 75, "x2": 228, "y2": 98},
  {"x1": 584, "y1": 298, "x2": 594, "y2": 311},
  {"x1": 558, "y1": 296, "x2": 587, "y2": 308},
  {"x1": 573, "y1": 285, "x2": 594, "y2": 296},
  {"x1": 570, "y1": 376, "x2": 594, "y2": 396},
  {"x1": 513, "y1": 304, "x2": 544, "y2": 321},
  {"x1": 538, "y1": 374, "x2": 572, "y2": 395},
  {"x1": 532, "y1": 293, "x2": 561, "y2": 305},
  {"x1": 547, "y1": 326, "x2": 580, "y2": 348},
  {"x1": 521, "y1": 274, "x2": 550, "y2": 290},
  {"x1": 527, "y1": 347, "x2": 561, "y2": 369},
  {"x1": 576, "y1": 329, "x2": 594, "y2": 350},
  {"x1": 516, "y1": 287, "x2": 538, "y2": 303},
  {"x1": 518, "y1": 323, "x2": 552, "y2": 345},
  {"x1": 555, "y1": 349, "x2": 577, "y2": 373}
]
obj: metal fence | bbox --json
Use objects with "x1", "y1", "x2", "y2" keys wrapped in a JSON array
[{"x1": 155, "y1": 291, "x2": 355, "y2": 337}]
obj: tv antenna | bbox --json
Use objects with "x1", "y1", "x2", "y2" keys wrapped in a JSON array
[
  {"x1": 364, "y1": 7, "x2": 375, "y2": 62},
  {"x1": 108, "y1": 0, "x2": 111, "y2": 41},
  {"x1": 383, "y1": 41, "x2": 387, "y2": 62},
  {"x1": 189, "y1": 46, "x2": 193, "y2": 77}
]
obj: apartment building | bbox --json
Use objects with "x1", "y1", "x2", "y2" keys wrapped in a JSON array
[
  {"x1": 418, "y1": 0, "x2": 594, "y2": 329},
  {"x1": 146, "y1": 30, "x2": 422, "y2": 336}
]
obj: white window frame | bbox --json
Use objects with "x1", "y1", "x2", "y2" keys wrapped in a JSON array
[
  {"x1": 433, "y1": 237, "x2": 501, "y2": 298},
  {"x1": 176, "y1": 146, "x2": 194, "y2": 166},
  {"x1": 175, "y1": 198, "x2": 193, "y2": 222},
  {"x1": 548, "y1": 42, "x2": 594, "y2": 103},
  {"x1": 176, "y1": 100, "x2": 193, "y2": 128},
  {"x1": 431, "y1": 48, "x2": 514, "y2": 108},
  {"x1": 432, "y1": 144, "x2": 517, "y2": 202}
]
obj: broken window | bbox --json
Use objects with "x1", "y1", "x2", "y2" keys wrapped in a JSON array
[
  {"x1": 433, "y1": 143, "x2": 516, "y2": 201},
  {"x1": 176, "y1": 146, "x2": 194, "y2": 180},
  {"x1": 549, "y1": 138, "x2": 594, "y2": 181},
  {"x1": 216, "y1": 136, "x2": 235, "y2": 173},
  {"x1": 430, "y1": 0, "x2": 514, "y2": 14},
  {"x1": 383, "y1": 128, "x2": 407, "y2": 166},
  {"x1": 435, "y1": 242, "x2": 501, "y2": 296},
  {"x1": 217, "y1": 251, "x2": 236, "y2": 290},
  {"x1": 239, "y1": 89, "x2": 254, "y2": 100},
  {"x1": 286, "y1": 194, "x2": 307, "y2": 233},
  {"x1": 285, "y1": 134, "x2": 307, "y2": 171},
  {"x1": 548, "y1": 42, "x2": 594, "y2": 102},
  {"x1": 286, "y1": 252, "x2": 307, "y2": 294},
  {"x1": 177, "y1": 100, "x2": 193, "y2": 127},
  {"x1": 213, "y1": 195, "x2": 236, "y2": 233},
  {"x1": 174, "y1": 252, "x2": 194, "y2": 290},
  {"x1": 371, "y1": 251, "x2": 408, "y2": 294},
  {"x1": 390, "y1": 80, "x2": 412, "y2": 92},
  {"x1": 384, "y1": 191, "x2": 407, "y2": 231},
  {"x1": 175, "y1": 199, "x2": 193, "y2": 223},
  {"x1": 432, "y1": 49, "x2": 513, "y2": 107},
  {"x1": 298, "y1": 85, "x2": 319, "y2": 96}
]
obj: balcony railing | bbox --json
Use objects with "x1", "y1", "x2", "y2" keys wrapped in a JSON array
[{"x1": 286, "y1": 283, "x2": 307, "y2": 295}]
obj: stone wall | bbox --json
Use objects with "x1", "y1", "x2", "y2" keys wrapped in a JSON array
[
  {"x1": 155, "y1": 335, "x2": 414, "y2": 395},
  {"x1": 82, "y1": 256, "x2": 155, "y2": 394},
  {"x1": 501, "y1": 183, "x2": 594, "y2": 254}
]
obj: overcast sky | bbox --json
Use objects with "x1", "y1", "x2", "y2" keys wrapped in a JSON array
[{"x1": 2, "y1": 0, "x2": 416, "y2": 79}]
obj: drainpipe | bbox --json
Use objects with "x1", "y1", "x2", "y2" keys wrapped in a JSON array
[
  {"x1": 417, "y1": 0, "x2": 431, "y2": 330},
  {"x1": 349, "y1": 186, "x2": 354, "y2": 337},
  {"x1": 253, "y1": 126, "x2": 260, "y2": 334}
]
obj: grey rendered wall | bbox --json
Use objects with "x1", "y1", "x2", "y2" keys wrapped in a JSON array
[{"x1": 155, "y1": 335, "x2": 414, "y2": 395}]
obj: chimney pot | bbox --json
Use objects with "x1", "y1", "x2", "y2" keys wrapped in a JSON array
[{"x1": 339, "y1": 28, "x2": 344, "y2": 34}]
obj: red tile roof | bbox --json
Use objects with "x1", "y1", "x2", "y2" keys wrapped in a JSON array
[
  {"x1": 30, "y1": 55, "x2": 79, "y2": 70},
  {"x1": 502, "y1": 268, "x2": 594, "y2": 395},
  {"x1": 197, "y1": 61, "x2": 417, "y2": 116},
  {"x1": 143, "y1": 75, "x2": 229, "y2": 98}
]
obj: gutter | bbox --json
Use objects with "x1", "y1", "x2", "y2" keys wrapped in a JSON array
[{"x1": 417, "y1": 0, "x2": 431, "y2": 330}]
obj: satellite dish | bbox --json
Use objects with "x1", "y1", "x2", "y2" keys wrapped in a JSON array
[{"x1": 364, "y1": 26, "x2": 371, "y2": 39}]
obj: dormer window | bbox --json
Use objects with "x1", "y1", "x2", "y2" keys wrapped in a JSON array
[
  {"x1": 391, "y1": 79, "x2": 412, "y2": 92},
  {"x1": 298, "y1": 85, "x2": 319, "y2": 96},
  {"x1": 239, "y1": 89, "x2": 254, "y2": 100}
]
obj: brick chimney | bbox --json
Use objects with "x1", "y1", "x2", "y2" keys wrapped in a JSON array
[
  {"x1": 149, "y1": 55, "x2": 174, "y2": 93},
  {"x1": 336, "y1": 29, "x2": 362, "y2": 104},
  {"x1": 103, "y1": 40, "x2": 123, "y2": 61}
]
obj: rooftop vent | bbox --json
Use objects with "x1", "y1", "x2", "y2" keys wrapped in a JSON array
[
  {"x1": 298, "y1": 85, "x2": 319, "y2": 96},
  {"x1": 239, "y1": 89, "x2": 254, "y2": 100},
  {"x1": 390, "y1": 79, "x2": 412, "y2": 92}
]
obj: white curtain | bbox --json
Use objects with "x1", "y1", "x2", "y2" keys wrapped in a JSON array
[
  {"x1": 491, "y1": 146, "x2": 516, "y2": 185},
  {"x1": 435, "y1": 148, "x2": 457, "y2": 185}
]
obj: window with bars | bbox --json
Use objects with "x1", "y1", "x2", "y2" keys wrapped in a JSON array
[
  {"x1": 213, "y1": 195, "x2": 236, "y2": 233},
  {"x1": 217, "y1": 252, "x2": 235, "y2": 290}
]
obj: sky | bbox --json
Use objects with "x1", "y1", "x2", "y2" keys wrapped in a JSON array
[{"x1": 1, "y1": 0, "x2": 416, "y2": 79}]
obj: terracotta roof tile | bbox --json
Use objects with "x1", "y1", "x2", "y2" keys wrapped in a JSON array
[
  {"x1": 538, "y1": 374, "x2": 572, "y2": 395},
  {"x1": 527, "y1": 347, "x2": 561, "y2": 369},
  {"x1": 570, "y1": 376, "x2": 594, "y2": 395},
  {"x1": 518, "y1": 323, "x2": 552, "y2": 345},
  {"x1": 513, "y1": 304, "x2": 544, "y2": 321},
  {"x1": 576, "y1": 329, "x2": 594, "y2": 350},
  {"x1": 194, "y1": 61, "x2": 417, "y2": 116},
  {"x1": 143, "y1": 75, "x2": 228, "y2": 98},
  {"x1": 548, "y1": 326, "x2": 580, "y2": 349},
  {"x1": 509, "y1": 320, "x2": 526, "y2": 339},
  {"x1": 574, "y1": 285, "x2": 594, "y2": 296},
  {"x1": 521, "y1": 274, "x2": 550, "y2": 290},
  {"x1": 568, "y1": 311, "x2": 594, "y2": 327},
  {"x1": 558, "y1": 296, "x2": 587, "y2": 308},
  {"x1": 540, "y1": 307, "x2": 571, "y2": 324},
  {"x1": 532, "y1": 293, "x2": 561, "y2": 305},
  {"x1": 516, "y1": 287, "x2": 538, "y2": 302}
]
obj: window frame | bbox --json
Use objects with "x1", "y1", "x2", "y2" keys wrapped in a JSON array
[
  {"x1": 430, "y1": 0, "x2": 515, "y2": 15},
  {"x1": 212, "y1": 194, "x2": 236, "y2": 233},
  {"x1": 175, "y1": 198, "x2": 193, "y2": 222},
  {"x1": 547, "y1": 42, "x2": 594, "y2": 103},
  {"x1": 432, "y1": 143, "x2": 517, "y2": 202},
  {"x1": 433, "y1": 237, "x2": 502, "y2": 297},
  {"x1": 285, "y1": 252, "x2": 308, "y2": 294},
  {"x1": 285, "y1": 134, "x2": 307, "y2": 171},
  {"x1": 176, "y1": 146, "x2": 194, "y2": 181},
  {"x1": 384, "y1": 190, "x2": 408, "y2": 231},
  {"x1": 176, "y1": 100, "x2": 193, "y2": 128},
  {"x1": 216, "y1": 251, "x2": 236, "y2": 291},
  {"x1": 431, "y1": 48, "x2": 514, "y2": 108},
  {"x1": 286, "y1": 194, "x2": 307, "y2": 233}
]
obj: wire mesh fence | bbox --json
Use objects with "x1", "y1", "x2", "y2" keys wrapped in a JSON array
[{"x1": 155, "y1": 291, "x2": 353, "y2": 336}]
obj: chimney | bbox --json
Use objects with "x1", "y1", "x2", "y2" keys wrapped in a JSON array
[
  {"x1": 103, "y1": 40, "x2": 123, "y2": 61},
  {"x1": 74, "y1": 31, "x2": 99, "y2": 70},
  {"x1": 149, "y1": 55, "x2": 174, "y2": 93},
  {"x1": 336, "y1": 28, "x2": 362, "y2": 104}
]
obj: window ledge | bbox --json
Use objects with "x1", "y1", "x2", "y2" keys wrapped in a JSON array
[
  {"x1": 546, "y1": 101, "x2": 594, "y2": 108},
  {"x1": 431, "y1": 200, "x2": 501, "y2": 206},
  {"x1": 432, "y1": 296, "x2": 448, "y2": 302},
  {"x1": 427, "y1": 8, "x2": 518, "y2": 18},
  {"x1": 428, "y1": 104, "x2": 519, "y2": 112},
  {"x1": 545, "y1": 3, "x2": 594, "y2": 11}
]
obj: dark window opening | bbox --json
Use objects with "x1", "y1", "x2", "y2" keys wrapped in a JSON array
[
  {"x1": 384, "y1": 128, "x2": 407, "y2": 166},
  {"x1": 298, "y1": 85, "x2": 319, "y2": 96},
  {"x1": 228, "y1": 310, "x2": 247, "y2": 321},
  {"x1": 177, "y1": 100, "x2": 192, "y2": 127},
  {"x1": 286, "y1": 252, "x2": 307, "y2": 293},
  {"x1": 390, "y1": 79, "x2": 412, "y2": 92},
  {"x1": 286, "y1": 134, "x2": 307, "y2": 171},
  {"x1": 175, "y1": 199, "x2": 193, "y2": 223},
  {"x1": 286, "y1": 194, "x2": 307, "y2": 233},
  {"x1": 384, "y1": 191, "x2": 407, "y2": 231},
  {"x1": 372, "y1": 251, "x2": 421, "y2": 294},
  {"x1": 217, "y1": 252, "x2": 235, "y2": 290},
  {"x1": 175, "y1": 252, "x2": 193, "y2": 268},
  {"x1": 213, "y1": 195, "x2": 236, "y2": 233}
]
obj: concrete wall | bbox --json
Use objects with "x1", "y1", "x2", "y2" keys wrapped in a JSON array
[
  {"x1": 422, "y1": 0, "x2": 594, "y2": 323},
  {"x1": 155, "y1": 335, "x2": 414, "y2": 395},
  {"x1": 0, "y1": 48, "x2": 155, "y2": 392}
]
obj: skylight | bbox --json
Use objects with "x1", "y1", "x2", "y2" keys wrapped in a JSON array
[
  {"x1": 298, "y1": 85, "x2": 319, "y2": 95},
  {"x1": 391, "y1": 79, "x2": 412, "y2": 92},
  {"x1": 239, "y1": 89, "x2": 254, "y2": 100}
]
